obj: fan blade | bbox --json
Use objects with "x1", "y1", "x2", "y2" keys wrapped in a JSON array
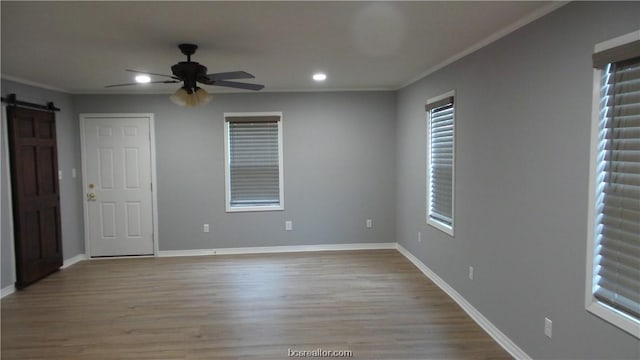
[
  {"x1": 126, "y1": 69, "x2": 180, "y2": 80},
  {"x1": 212, "y1": 80, "x2": 264, "y2": 91},
  {"x1": 207, "y1": 71, "x2": 255, "y2": 81},
  {"x1": 105, "y1": 80, "x2": 180, "y2": 88}
]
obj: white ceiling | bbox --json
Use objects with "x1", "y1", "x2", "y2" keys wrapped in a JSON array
[{"x1": 1, "y1": 1, "x2": 562, "y2": 94}]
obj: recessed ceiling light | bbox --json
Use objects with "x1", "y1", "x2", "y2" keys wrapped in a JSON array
[
  {"x1": 135, "y1": 75, "x2": 151, "y2": 83},
  {"x1": 313, "y1": 73, "x2": 327, "y2": 82}
]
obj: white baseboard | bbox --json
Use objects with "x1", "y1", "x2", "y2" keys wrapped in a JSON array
[
  {"x1": 158, "y1": 242, "x2": 397, "y2": 257},
  {"x1": 396, "y1": 244, "x2": 531, "y2": 360},
  {"x1": 62, "y1": 253, "x2": 87, "y2": 269},
  {"x1": 1, "y1": 284, "x2": 15, "y2": 298}
]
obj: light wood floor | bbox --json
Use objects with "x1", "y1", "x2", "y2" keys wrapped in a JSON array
[{"x1": 1, "y1": 250, "x2": 511, "y2": 359}]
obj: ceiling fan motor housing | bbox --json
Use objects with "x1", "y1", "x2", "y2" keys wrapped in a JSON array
[{"x1": 171, "y1": 62, "x2": 207, "y2": 92}]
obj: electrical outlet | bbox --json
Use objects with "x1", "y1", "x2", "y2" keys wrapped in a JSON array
[
  {"x1": 366, "y1": 219, "x2": 373, "y2": 228},
  {"x1": 544, "y1": 318, "x2": 552, "y2": 338},
  {"x1": 203, "y1": 224, "x2": 210, "y2": 233},
  {"x1": 418, "y1": 231, "x2": 422, "y2": 243},
  {"x1": 58, "y1": 170, "x2": 63, "y2": 180},
  {"x1": 285, "y1": 220, "x2": 293, "y2": 231},
  {"x1": 469, "y1": 266, "x2": 474, "y2": 280}
]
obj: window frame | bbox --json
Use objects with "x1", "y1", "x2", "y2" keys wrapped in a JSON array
[
  {"x1": 585, "y1": 30, "x2": 640, "y2": 339},
  {"x1": 426, "y1": 90, "x2": 456, "y2": 236},
  {"x1": 224, "y1": 112, "x2": 284, "y2": 213}
]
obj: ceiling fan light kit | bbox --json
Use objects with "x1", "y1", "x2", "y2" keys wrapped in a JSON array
[
  {"x1": 195, "y1": 87, "x2": 212, "y2": 104},
  {"x1": 107, "y1": 43, "x2": 264, "y2": 107},
  {"x1": 170, "y1": 87, "x2": 212, "y2": 107}
]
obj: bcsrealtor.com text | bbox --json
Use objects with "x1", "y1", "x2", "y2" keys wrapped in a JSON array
[{"x1": 288, "y1": 348, "x2": 353, "y2": 357}]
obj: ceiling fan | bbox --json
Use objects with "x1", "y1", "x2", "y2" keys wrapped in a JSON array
[{"x1": 106, "y1": 43, "x2": 264, "y2": 106}]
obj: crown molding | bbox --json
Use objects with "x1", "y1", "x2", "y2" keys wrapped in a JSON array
[
  {"x1": 1, "y1": 74, "x2": 70, "y2": 94},
  {"x1": 399, "y1": 1, "x2": 569, "y2": 90}
]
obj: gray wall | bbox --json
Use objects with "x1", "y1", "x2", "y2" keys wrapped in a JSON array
[
  {"x1": 396, "y1": 2, "x2": 640, "y2": 359},
  {"x1": 1, "y1": 79, "x2": 85, "y2": 288},
  {"x1": 73, "y1": 91, "x2": 397, "y2": 251}
]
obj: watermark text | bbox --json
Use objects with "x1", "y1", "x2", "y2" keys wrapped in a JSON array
[{"x1": 288, "y1": 348, "x2": 353, "y2": 358}]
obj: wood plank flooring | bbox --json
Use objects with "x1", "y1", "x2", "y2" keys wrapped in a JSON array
[{"x1": 1, "y1": 250, "x2": 511, "y2": 359}]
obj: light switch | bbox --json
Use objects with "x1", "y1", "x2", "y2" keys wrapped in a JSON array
[{"x1": 58, "y1": 170, "x2": 63, "y2": 180}]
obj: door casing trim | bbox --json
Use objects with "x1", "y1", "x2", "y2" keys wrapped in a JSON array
[
  {"x1": 79, "y1": 113, "x2": 159, "y2": 257},
  {"x1": 1, "y1": 105, "x2": 17, "y2": 285}
]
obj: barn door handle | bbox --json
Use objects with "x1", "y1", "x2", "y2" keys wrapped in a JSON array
[{"x1": 87, "y1": 192, "x2": 97, "y2": 201}]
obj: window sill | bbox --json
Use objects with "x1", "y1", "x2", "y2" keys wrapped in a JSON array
[
  {"x1": 427, "y1": 217, "x2": 454, "y2": 237},
  {"x1": 226, "y1": 204, "x2": 284, "y2": 213},
  {"x1": 586, "y1": 299, "x2": 640, "y2": 339}
]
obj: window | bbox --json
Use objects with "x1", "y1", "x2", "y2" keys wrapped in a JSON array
[
  {"x1": 586, "y1": 31, "x2": 640, "y2": 338},
  {"x1": 426, "y1": 91, "x2": 455, "y2": 235},
  {"x1": 224, "y1": 112, "x2": 283, "y2": 212}
]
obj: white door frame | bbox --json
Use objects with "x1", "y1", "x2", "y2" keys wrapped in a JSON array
[{"x1": 79, "y1": 113, "x2": 159, "y2": 257}]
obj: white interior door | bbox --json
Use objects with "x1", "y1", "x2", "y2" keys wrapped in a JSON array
[{"x1": 81, "y1": 114, "x2": 154, "y2": 257}]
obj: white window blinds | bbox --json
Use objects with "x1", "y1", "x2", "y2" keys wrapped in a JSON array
[
  {"x1": 593, "y1": 57, "x2": 640, "y2": 320},
  {"x1": 426, "y1": 96, "x2": 455, "y2": 228},
  {"x1": 226, "y1": 115, "x2": 282, "y2": 208}
]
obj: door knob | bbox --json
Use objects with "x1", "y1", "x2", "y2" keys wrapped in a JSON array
[{"x1": 87, "y1": 192, "x2": 97, "y2": 201}]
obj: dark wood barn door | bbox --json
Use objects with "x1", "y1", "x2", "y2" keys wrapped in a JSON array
[{"x1": 7, "y1": 106, "x2": 63, "y2": 288}]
